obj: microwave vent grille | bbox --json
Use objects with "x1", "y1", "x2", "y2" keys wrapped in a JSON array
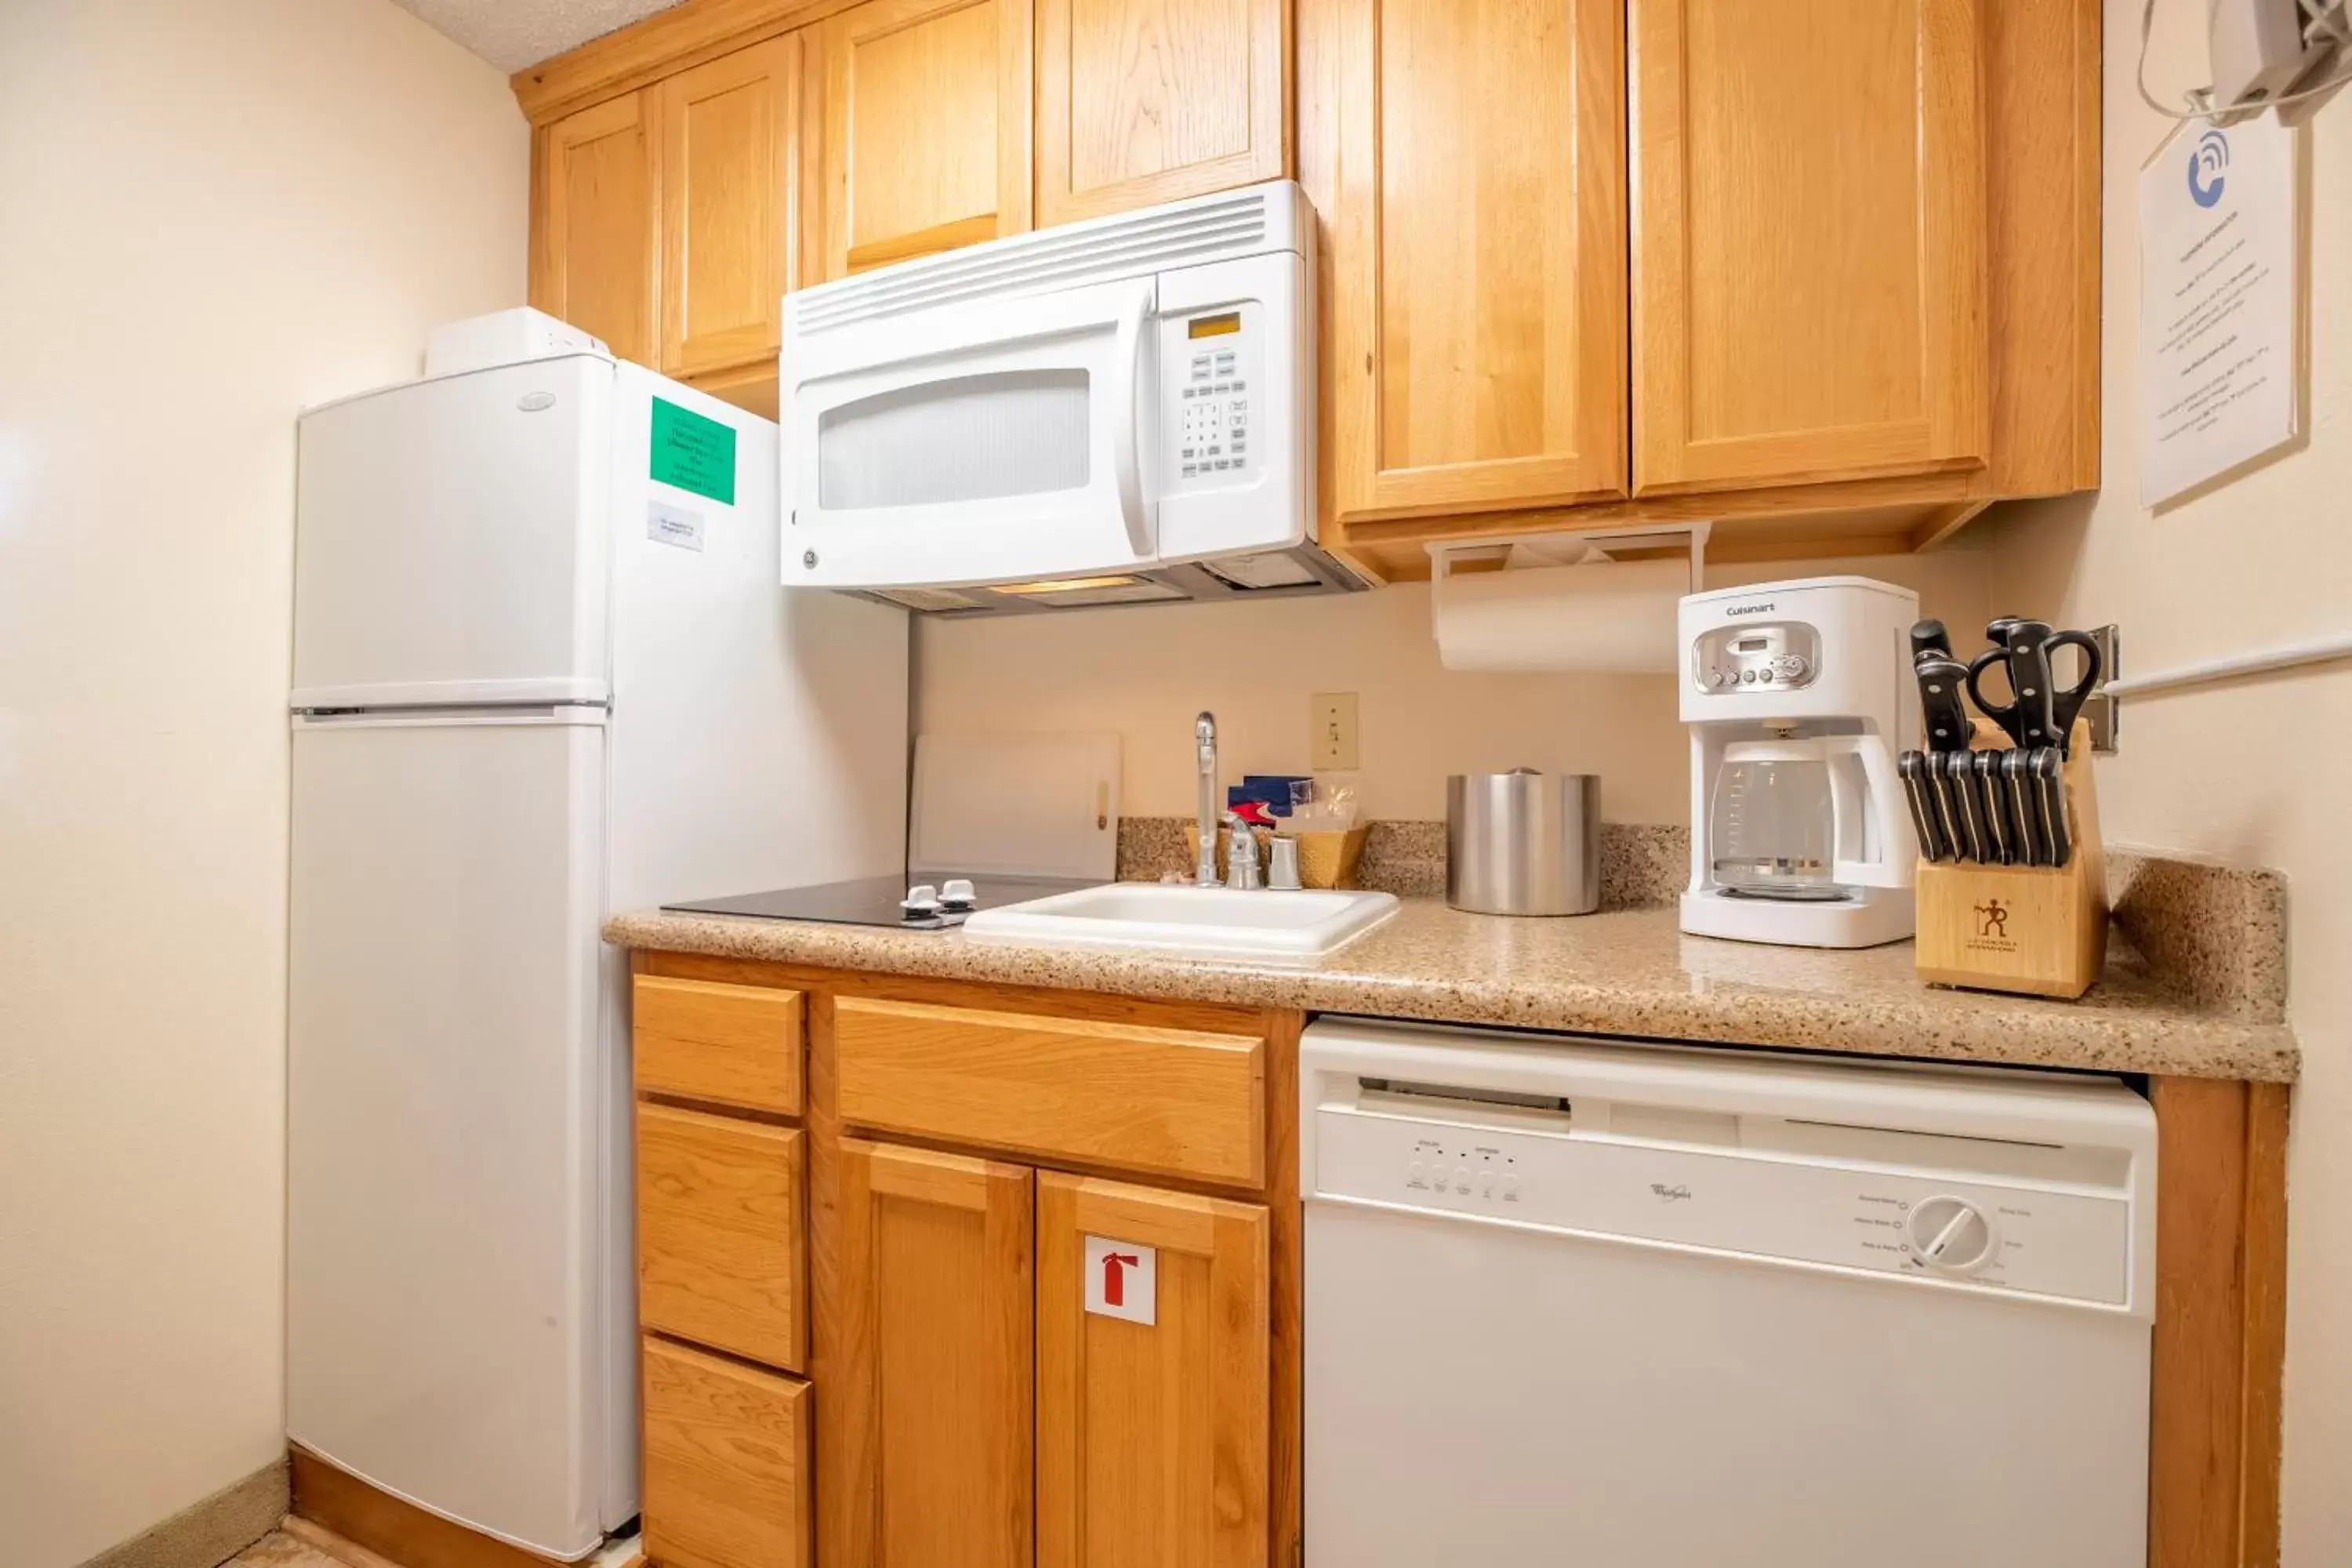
[{"x1": 793, "y1": 188, "x2": 1280, "y2": 336}]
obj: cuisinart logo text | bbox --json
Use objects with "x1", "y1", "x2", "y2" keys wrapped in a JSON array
[{"x1": 1722, "y1": 601, "x2": 1776, "y2": 616}]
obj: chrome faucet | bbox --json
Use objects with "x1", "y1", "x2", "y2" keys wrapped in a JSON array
[{"x1": 1195, "y1": 711, "x2": 1222, "y2": 887}]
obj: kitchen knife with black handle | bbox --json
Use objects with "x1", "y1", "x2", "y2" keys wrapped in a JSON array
[
  {"x1": 1899, "y1": 752, "x2": 1953, "y2": 862},
  {"x1": 1943, "y1": 750, "x2": 1989, "y2": 864},
  {"x1": 1910, "y1": 619, "x2": 1954, "y2": 662},
  {"x1": 2005, "y1": 750, "x2": 2049, "y2": 866},
  {"x1": 1975, "y1": 749, "x2": 2016, "y2": 866},
  {"x1": 1915, "y1": 653, "x2": 1976, "y2": 755},
  {"x1": 2031, "y1": 746, "x2": 2073, "y2": 866}
]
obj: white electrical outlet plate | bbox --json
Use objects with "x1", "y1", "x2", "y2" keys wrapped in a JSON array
[{"x1": 1312, "y1": 692, "x2": 1359, "y2": 771}]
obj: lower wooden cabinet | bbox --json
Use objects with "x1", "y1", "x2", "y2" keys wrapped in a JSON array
[
  {"x1": 633, "y1": 975, "x2": 806, "y2": 1116},
  {"x1": 833, "y1": 996, "x2": 1268, "y2": 1187},
  {"x1": 631, "y1": 961, "x2": 1286, "y2": 1568},
  {"x1": 637, "y1": 1103, "x2": 807, "y2": 1370},
  {"x1": 825, "y1": 1145, "x2": 1272, "y2": 1568},
  {"x1": 1038, "y1": 1174, "x2": 1271, "y2": 1568},
  {"x1": 829, "y1": 1138, "x2": 1036, "y2": 1568},
  {"x1": 642, "y1": 1335, "x2": 812, "y2": 1568}
]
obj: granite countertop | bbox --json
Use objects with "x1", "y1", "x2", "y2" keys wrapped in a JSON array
[{"x1": 605, "y1": 896, "x2": 2299, "y2": 1084}]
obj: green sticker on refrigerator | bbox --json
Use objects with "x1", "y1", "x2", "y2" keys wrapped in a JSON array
[{"x1": 650, "y1": 397, "x2": 737, "y2": 505}]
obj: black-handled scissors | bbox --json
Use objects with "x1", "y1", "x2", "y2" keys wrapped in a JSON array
[{"x1": 1967, "y1": 622, "x2": 2103, "y2": 753}]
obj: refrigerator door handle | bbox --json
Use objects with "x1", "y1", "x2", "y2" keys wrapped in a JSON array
[{"x1": 292, "y1": 704, "x2": 610, "y2": 730}]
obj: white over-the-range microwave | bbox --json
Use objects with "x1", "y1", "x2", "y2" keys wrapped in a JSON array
[{"x1": 779, "y1": 180, "x2": 1366, "y2": 614}]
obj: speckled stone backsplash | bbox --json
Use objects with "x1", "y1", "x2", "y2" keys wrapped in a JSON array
[
  {"x1": 1115, "y1": 818, "x2": 1689, "y2": 909},
  {"x1": 2107, "y1": 849, "x2": 2288, "y2": 1022}
]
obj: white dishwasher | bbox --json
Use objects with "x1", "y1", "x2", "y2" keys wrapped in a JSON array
[{"x1": 1301, "y1": 1018, "x2": 2157, "y2": 1568}]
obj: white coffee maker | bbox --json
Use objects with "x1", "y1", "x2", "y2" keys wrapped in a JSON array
[{"x1": 1680, "y1": 576, "x2": 1920, "y2": 949}]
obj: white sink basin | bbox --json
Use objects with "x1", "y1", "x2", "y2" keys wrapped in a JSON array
[{"x1": 961, "y1": 883, "x2": 1400, "y2": 963}]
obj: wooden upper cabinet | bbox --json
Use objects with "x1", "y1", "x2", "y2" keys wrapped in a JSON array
[
  {"x1": 532, "y1": 92, "x2": 659, "y2": 366},
  {"x1": 1628, "y1": 0, "x2": 1989, "y2": 495},
  {"x1": 1326, "y1": 0, "x2": 1628, "y2": 524},
  {"x1": 813, "y1": 0, "x2": 1035, "y2": 280},
  {"x1": 656, "y1": 34, "x2": 800, "y2": 377},
  {"x1": 1038, "y1": 1174, "x2": 1270, "y2": 1568},
  {"x1": 827, "y1": 1139, "x2": 1035, "y2": 1568},
  {"x1": 1036, "y1": 0, "x2": 1289, "y2": 227}
]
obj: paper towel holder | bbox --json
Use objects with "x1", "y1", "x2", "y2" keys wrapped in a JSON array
[{"x1": 1425, "y1": 521, "x2": 1711, "y2": 592}]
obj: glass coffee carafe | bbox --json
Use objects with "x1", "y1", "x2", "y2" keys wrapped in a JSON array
[{"x1": 1709, "y1": 739, "x2": 1873, "y2": 901}]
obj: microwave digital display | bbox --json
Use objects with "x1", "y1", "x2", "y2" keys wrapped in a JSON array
[{"x1": 1188, "y1": 312, "x2": 1242, "y2": 339}]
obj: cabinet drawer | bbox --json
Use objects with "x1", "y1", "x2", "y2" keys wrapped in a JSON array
[
  {"x1": 642, "y1": 1335, "x2": 811, "y2": 1568},
  {"x1": 834, "y1": 998, "x2": 1265, "y2": 1186},
  {"x1": 638, "y1": 1103, "x2": 805, "y2": 1370},
  {"x1": 635, "y1": 975, "x2": 804, "y2": 1116}
]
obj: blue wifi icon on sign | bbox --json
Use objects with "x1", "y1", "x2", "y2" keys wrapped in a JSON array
[{"x1": 2189, "y1": 129, "x2": 2230, "y2": 208}]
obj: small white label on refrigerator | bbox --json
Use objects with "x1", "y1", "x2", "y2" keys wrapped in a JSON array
[
  {"x1": 646, "y1": 499, "x2": 706, "y2": 552},
  {"x1": 1083, "y1": 1235, "x2": 1156, "y2": 1326}
]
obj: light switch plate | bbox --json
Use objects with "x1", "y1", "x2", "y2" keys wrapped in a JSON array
[{"x1": 1311, "y1": 692, "x2": 1359, "y2": 771}]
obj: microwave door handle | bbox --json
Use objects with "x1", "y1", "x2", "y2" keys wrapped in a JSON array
[{"x1": 1110, "y1": 285, "x2": 1158, "y2": 557}]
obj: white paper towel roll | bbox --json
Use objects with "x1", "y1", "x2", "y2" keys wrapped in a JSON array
[{"x1": 1432, "y1": 556, "x2": 1687, "y2": 673}]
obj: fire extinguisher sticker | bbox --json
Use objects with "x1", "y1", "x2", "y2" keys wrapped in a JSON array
[{"x1": 1082, "y1": 1235, "x2": 1157, "y2": 1326}]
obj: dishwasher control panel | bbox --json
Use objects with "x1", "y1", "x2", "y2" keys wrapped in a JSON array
[{"x1": 1316, "y1": 1106, "x2": 2136, "y2": 1308}]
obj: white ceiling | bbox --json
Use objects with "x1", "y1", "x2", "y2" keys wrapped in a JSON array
[{"x1": 390, "y1": 0, "x2": 688, "y2": 72}]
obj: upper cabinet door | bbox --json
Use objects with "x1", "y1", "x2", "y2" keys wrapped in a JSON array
[
  {"x1": 813, "y1": 0, "x2": 1035, "y2": 280},
  {"x1": 1036, "y1": 0, "x2": 1289, "y2": 227},
  {"x1": 826, "y1": 1139, "x2": 1034, "y2": 1568},
  {"x1": 656, "y1": 34, "x2": 800, "y2": 377},
  {"x1": 1327, "y1": 0, "x2": 1628, "y2": 524},
  {"x1": 532, "y1": 92, "x2": 659, "y2": 366},
  {"x1": 1629, "y1": 0, "x2": 1989, "y2": 495},
  {"x1": 1038, "y1": 1174, "x2": 1270, "y2": 1568}
]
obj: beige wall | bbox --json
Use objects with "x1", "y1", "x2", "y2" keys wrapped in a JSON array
[
  {"x1": 917, "y1": 552, "x2": 1997, "y2": 823},
  {"x1": 0, "y1": 2, "x2": 525, "y2": 1564},
  {"x1": 1983, "y1": 3, "x2": 2351, "y2": 1558}
]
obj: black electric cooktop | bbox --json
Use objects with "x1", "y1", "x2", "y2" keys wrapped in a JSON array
[{"x1": 664, "y1": 873, "x2": 1098, "y2": 931}]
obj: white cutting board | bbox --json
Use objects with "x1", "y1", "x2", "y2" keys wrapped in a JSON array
[{"x1": 909, "y1": 731, "x2": 1121, "y2": 880}]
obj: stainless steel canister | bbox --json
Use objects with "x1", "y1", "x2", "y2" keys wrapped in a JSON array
[{"x1": 1446, "y1": 770, "x2": 1602, "y2": 915}]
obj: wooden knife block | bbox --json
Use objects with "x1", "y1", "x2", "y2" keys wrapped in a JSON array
[{"x1": 1914, "y1": 721, "x2": 2107, "y2": 1000}]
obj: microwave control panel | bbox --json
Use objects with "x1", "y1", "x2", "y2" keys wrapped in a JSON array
[{"x1": 1163, "y1": 305, "x2": 1264, "y2": 492}]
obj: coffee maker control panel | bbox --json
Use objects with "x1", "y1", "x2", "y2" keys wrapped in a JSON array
[{"x1": 1693, "y1": 622, "x2": 1822, "y2": 693}]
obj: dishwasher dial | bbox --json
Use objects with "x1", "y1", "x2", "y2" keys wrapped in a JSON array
[{"x1": 1905, "y1": 1196, "x2": 1996, "y2": 1272}]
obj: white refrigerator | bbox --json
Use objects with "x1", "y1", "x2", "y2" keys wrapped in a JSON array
[{"x1": 285, "y1": 347, "x2": 909, "y2": 1559}]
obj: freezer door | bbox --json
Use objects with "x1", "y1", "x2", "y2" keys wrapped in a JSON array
[
  {"x1": 287, "y1": 710, "x2": 618, "y2": 1560},
  {"x1": 292, "y1": 356, "x2": 614, "y2": 709}
]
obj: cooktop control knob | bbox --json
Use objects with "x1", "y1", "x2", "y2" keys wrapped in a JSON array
[{"x1": 1906, "y1": 1195, "x2": 1995, "y2": 1272}]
